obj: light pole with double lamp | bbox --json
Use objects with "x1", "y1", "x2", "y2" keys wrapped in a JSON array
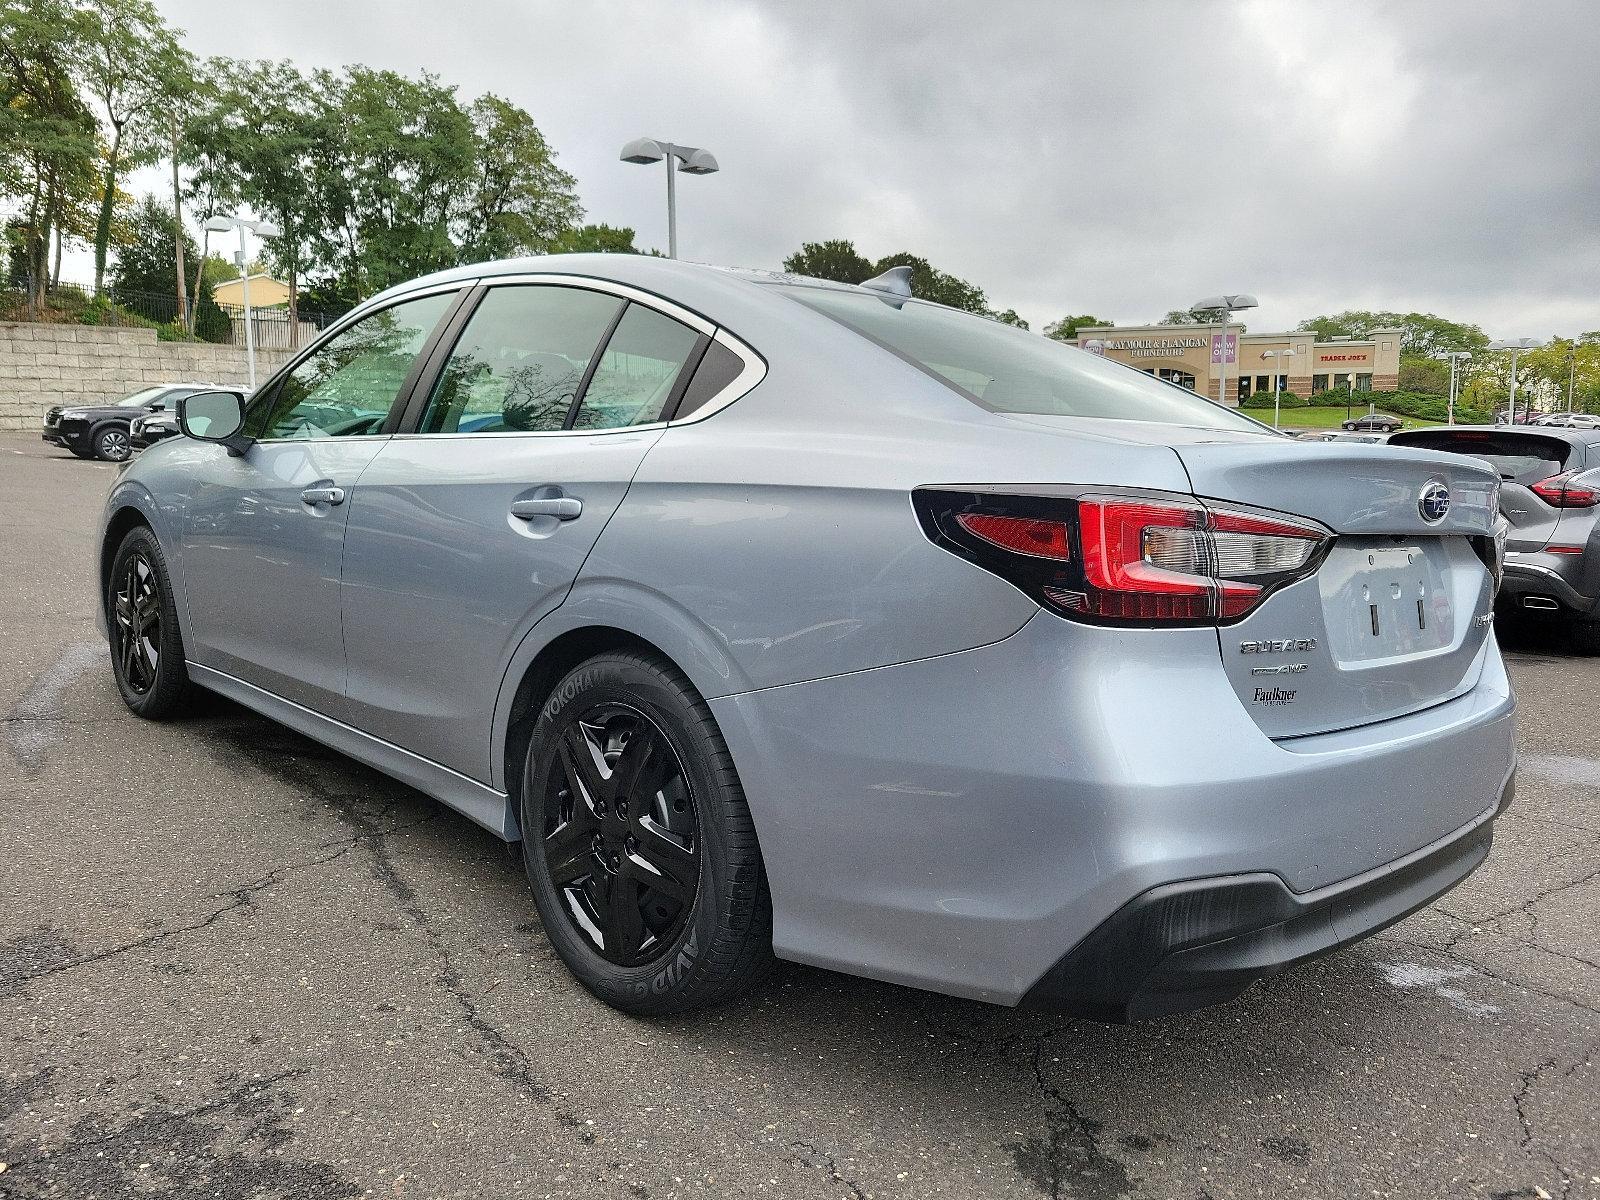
[
  {"x1": 203, "y1": 214, "x2": 281, "y2": 390},
  {"x1": 1446, "y1": 351, "x2": 1471, "y2": 425},
  {"x1": 1259, "y1": 346, "x2": 1297, "y2": 429},
  {"x1": 1190, "y1": 294, "x2": 1257, "y2": 408},
  {"x1": 1488, "y1": 337, "x2": 1542, "y2": 423},
  {"x1": 619, "y1": 138, "x2": 720, "y2": 260}
]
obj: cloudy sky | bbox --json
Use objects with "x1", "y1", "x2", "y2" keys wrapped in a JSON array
[{"x1": 133, "y1": 0, "x2": 1597, "y2": 337}]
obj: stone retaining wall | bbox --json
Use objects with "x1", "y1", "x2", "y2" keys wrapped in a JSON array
[{"x1": 0, "y1": 322, "x2": 292, "y2": 430}]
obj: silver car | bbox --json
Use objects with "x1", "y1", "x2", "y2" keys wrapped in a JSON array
[
  {"x1": 98, "y1": 255, "x2": 1516, "y2": 1020},
  {"x1": 1391, "y1": 425, "x2": 1600, "y2": 651}
]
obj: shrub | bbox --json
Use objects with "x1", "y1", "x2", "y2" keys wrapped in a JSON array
[{"x1": 1304, "y1": 388, "x2": 1493, "y2": 426}]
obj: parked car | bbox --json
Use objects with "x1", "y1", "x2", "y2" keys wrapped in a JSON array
[
  {"x1": 98, "y1": 255, "x2": 1515, "y2": 1021},
  {"x1": 1390, "y1": 425, "x2": 1600, "y2": 650},
  {"x1": 1534, "y1": 412, "x2": 1600, "y2": 429},
  {"x1": 1494, "y1": 409, "x2": 1535, "y2": 425},
  {"x1": 1323, "y1": 431, "x2": 1389, "y2": 444},
  {"x1": 129, "y1": 408, "x2": 181, "y2": 450},
  {"x1": 1341, "y1": 412, "x2": 1404, "y2": 433},
  {"x1": 42, "y1": 383, "x2": 230, "y2": 461}
]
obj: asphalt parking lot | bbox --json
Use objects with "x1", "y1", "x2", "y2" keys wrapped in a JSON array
[{"x1": 1, "y1": 430, "x2": 1596, "y2": 1200}]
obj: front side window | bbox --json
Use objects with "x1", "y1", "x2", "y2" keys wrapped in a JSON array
[
  {"x1": 774, "y1": 285, "x2": 1267, "y2": 432},
  {"x1": 249, "y1": 291, "x2": 456, "y2": 439},
  {"x1": 571, "y1": 304, "x2": 700, "y2": 431},
  {"x1": 420, "y1": 286, "x2": 622, "y2": 434}
]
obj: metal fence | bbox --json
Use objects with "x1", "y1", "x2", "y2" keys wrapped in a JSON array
[{"x1": 0, "y1": 278, "x2": 344, "y2": 350}]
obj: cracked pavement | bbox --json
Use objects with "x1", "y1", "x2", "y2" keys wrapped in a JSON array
[{"x1": 1, "y1": 432, "x2": 1596, "y2": 1199}]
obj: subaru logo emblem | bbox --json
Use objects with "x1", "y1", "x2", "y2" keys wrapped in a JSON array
[{"x1": 1419, "y1": 481, "x2": 1451, "y2": 523}]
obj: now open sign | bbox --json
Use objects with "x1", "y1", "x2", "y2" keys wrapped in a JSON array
[{"x1": 1210, "y1": 333, "x2": 1237, "y2": 365}]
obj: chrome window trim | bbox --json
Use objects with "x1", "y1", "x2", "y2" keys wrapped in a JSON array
[
  {"x1": 667, "y1": 327, "x2": 767, "y2": 426},
  {"x1": 384, "y1": 272, "x2": 765, "y2": 439}
]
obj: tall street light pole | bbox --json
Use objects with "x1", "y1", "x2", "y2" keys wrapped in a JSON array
[
  {"x1": 1190, "y1": 293, "x2": 1258, "y2": 409},
  {"x1": 1261, "y1": 346, "x2": 1296, "y2": 429},
  {"x1": 620, "y1": 138, "x2": 720, "y2": 259},
  {"x1": 204, "y1": 214, "x2": 281, "y2": 390},
  {"x1": 1446, "y1": 351, "x2": 1471, "y2": 425},
  {"x1": 1488, "y1": 337, "x2": 1542, "y2": 423}
]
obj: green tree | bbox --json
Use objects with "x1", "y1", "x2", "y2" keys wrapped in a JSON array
[
  {"x1": 782, "y1": 238, "x2": 875, "y2": 284},
  {"x1": 552, "y1": 223, "x2": 651, "y2": 254},
  {"x1": 1161, "y1": 309, "x2": 1206, "y2": 324},
  {"x1": 108, "y1": 194, "x2": 227, "y2": 338},
  {"x1": 338, "y1": 66, "x2": 475, "y2": 294},
  {"x1": 76, "y1": 0, "x2": 193, "y2": 290},
  {"x1": 0, "y1": 0, "x2": 100, "y2": 314},
  {"x1": 1295, "y1": 310, "x2": 1487, "y2": 359},
  {"x1": 1044, "y1": 314, "x2": 1113, "y2": 342},
  {"x1": 455, "y1": 93, "x2": 580, "y2": 262},
  {"x1": 990, "y1": 308, "x2": 1028, "y2": 330},
  {"x1": 1397, "y1": 354, "x2": 1449, "y2": 394}
]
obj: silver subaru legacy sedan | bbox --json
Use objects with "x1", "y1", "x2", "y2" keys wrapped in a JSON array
[{"x1": 98, "y1": 255, "x2": 1515, "y2": 1021}]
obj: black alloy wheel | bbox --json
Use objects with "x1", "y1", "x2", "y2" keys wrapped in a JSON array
[
  {"x1": 94, "y1": 424, "x2": 131, "y2": 461},
  {"x1": 540, "y1": 703, "x2": 700, "y2": 966},
  {"x1": 520, "y1": 651, "x2": 772, "y2": 1014},
  {"x1": 107, "y1": 526, "x2": 192, "y2": 718},
  {"x1": 113, "y1": 550, "x2": 162, "y2": 696}
]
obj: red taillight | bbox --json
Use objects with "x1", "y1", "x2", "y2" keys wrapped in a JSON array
[
  {"x1": 955, "y1": 512, "x2": 1072, "y2": 560},
  {"x1": 915, "y1": 489, "x2": 1331, "y2": 627},
  {"x1": 1531, "y1": 472, "x2": 1599, "y2": 508}
]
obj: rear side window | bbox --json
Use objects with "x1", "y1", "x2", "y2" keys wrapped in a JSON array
[
  {"x1": 774, "y1": 284, "x2": 1267, "y2": 432},
  {"x1": 1391, "y1": 430, "x2": 1570, "y2": 483},
  {"x1": 674, "y1": 340, "x2": 745, "y2": 419},
  {"x1": 572, "y1": 304, "x2": 700, "y2": 430},
  {"x1": 420, "y1": 286, "x2": 622, "y2": 434}
]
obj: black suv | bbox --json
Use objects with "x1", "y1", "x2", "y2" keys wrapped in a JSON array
[{"x1": 41, "y1": 383, "x2": 225, "y2": 461}]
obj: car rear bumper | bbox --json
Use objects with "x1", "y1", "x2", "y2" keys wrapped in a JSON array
[
  {"x1": 710, "y1": 611, "x2": 1517, "y2": 1012},
  {"x1": 1021, "y1": 772, "x2": 1510, "y2": 1020},
  {"x1": 1501, "y1": 557, "x2": 1597, "y2": 617}
]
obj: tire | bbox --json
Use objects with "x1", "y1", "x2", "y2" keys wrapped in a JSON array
[
  {"x1": 107, "y1": 525, "x2": 193, "y2": 718},
  {"x1": 520, "y1": 651, "x2": 773, "y2": 1015},
  {"x1": 92, "y1": 423, "x2": 132, "y2": 462},
  {"x1": 1342, "y1": 422, "x2": 1356, "y2": 431},
  {"x1": 1569, "y1": 619, "x2": 1600, "y2": 655}
]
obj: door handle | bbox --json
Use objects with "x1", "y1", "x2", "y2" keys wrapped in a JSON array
[
  {"x1": 301, "y1": 486, "x2": 346, "y2": 506},
  {"x1": 511, "y1": 496, "x2": 582, "y2": 521}
]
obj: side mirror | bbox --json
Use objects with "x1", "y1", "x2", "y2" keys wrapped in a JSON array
[{"x1": 178, "y1": 390, "x2": 251, "y2": 456}]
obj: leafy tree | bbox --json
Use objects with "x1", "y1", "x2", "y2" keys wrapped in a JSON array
[
  {"x1": 0, "y1": 0, "x2": 100, "y2": 314},
  {"x1": 337, "y1": 66, "x2": 476, "y2": 294},
  {"x1": 1044, "y1": 314, "x2": 1112, "y2": 342},
  {"x1": 552, "y1": 223, "x2": 652, "y2": 254},
  {"x1": 188, "y1": 59, "x2": 344, "y2": 342},
  {"x1": 1397, "y1": 355, "x2": 1449, "y2": 394},
  {"x1": 1161, "y1": 309, "x2": 1205, "y2": 324},
  {"x1": 1295, "y1": 310, "x2": 1487, "y2": 359},
  {"x1": 782, "y1": 238, "x2": 875, "y2": 284},
  {"x1": 76, "y1": 0, "x2": 192, "y2": 289},
  {"x1": 108, "y1": 194, "x2": 227, "y2": 338},
  {"x1": 455, "y1": 93, "x2": 580, "y2": 262},
  {"x1": 990, "y1": 308, "x2": 1028, "y2": 330}
]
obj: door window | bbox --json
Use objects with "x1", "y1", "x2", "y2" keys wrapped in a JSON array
[
  {"x1": 571, "y1": 304, "x2": 701, "y2": 430},
  {"x1": 249, "y1": 291, "x2": 457, "y2": 439},
  {"x1": 419, "y1": 286, "x2": 623, "y2": 434}
]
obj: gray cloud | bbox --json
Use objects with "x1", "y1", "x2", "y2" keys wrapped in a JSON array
[{"x1": 146, "y1": 0, "x2": 1599, "y2": 337}]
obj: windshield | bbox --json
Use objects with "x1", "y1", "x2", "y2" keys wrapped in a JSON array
[
  {"x1": 116, "y1": 386, "x2": 170, "y2": 408},
  {"x1": 775, "y1": 284, "x2": 1270, "y2": 433}
]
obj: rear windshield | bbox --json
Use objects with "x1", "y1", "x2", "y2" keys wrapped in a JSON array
[
  {"x1": 774, "y1": 284, "x2": 1269, "y2": 433},
  {"x1": 1390, "y1": 430, "x2": 1570, "y2": 483}
]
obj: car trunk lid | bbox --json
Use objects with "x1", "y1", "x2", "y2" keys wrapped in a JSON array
[{"x1": 1175, "y1": 440, "x2": 1501, "y2": 738}]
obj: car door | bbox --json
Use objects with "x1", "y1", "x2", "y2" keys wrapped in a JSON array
[
  {"x1": 338, "y1": 280, "x2": 709, "y2": 781},
  {"x1": 177, "y1": 288, "x2": 464, "y2": 715}
]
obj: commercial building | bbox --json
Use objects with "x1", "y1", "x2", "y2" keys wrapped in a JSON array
[{"x1": 1075, "y1": 323, "x2": 1401, "y2": 406}]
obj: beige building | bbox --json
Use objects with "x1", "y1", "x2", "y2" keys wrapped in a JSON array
[
  {"x1": 211, "y1": 274, "x2": 291, "y2": 309},
  {"x1": 1076, "y1": 323, "x2": 1401, "y2": 406}
]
